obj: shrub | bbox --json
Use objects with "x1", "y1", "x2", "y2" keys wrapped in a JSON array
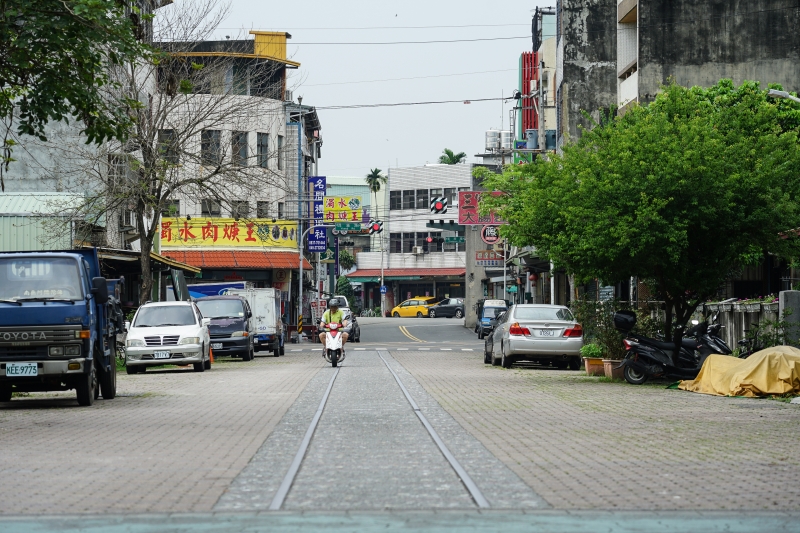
[{"x1": 580, "y1": 344, "x2": 603, "y2": 358}]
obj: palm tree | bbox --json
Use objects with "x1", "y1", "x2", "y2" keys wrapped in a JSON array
[
  {"x1": 438, "y1": 148, "x2": 467, "y2": 165},
  {"x1": 365, "y1": 168, "x2": 387, "y2": 218}
]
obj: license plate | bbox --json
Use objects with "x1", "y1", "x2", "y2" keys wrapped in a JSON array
[
  {"x1": 153, "y1": 351, "x2": 170, "y2": 359},
  {"x1": 6, "y1": 362, "x2": 38, "y2": 377},
  {"x1": 212, "y1": 343, "x2": 223, "y2": 350},
  {"x1": 539, "y1": 330, "x2": 555, "y2": 337}
]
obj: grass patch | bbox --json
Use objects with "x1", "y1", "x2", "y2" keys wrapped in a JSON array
[{"x1": 766, "y1": 394, "x2": 799, "y2": 404}]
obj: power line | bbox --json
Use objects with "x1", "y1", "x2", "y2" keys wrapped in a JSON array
[
  {"x1": 316, "y1": 96, "x2": 511, "y2": 111},
  {"x1": 300, "y1": 68, "x2": 517, "y2": 87},
  {"x1": 216, "y1": 23, "x2": 530, "y2": 31},
  {"x1": 288, "y1": 35, "x2": 529, "y2": 45}
]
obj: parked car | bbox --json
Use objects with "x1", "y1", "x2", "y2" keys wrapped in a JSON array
[
  {"x1": 125, "y1": 301, "x2": 211, "y2": 373},
  {"x1": 391, "y1": 296, "x2": 438, "y2": 318},
  {"x1": 428, "y1": 298, "x2": 465, "y2": 319},
  {"x1": 340, "y1": 307, "x2": 361, "y2": 342},
  {"x1": 476, "y1": 299, "x2": 509, "y2": 339},
  {"x1": 195, "y1": 295, "x2": 256, "y2": 361},
  {"x1": 484, "y1": 304, "x2": 583, "y2": 369}
]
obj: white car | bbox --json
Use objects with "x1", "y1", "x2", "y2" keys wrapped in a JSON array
[{"x1": 125, "y1": 301, "x2": 211, "y2": 374}]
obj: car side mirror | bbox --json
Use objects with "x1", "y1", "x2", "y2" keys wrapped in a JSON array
[
  {"x1": 202, "y1": 318, "x2": 211, "y2": 326},
  {"x1": 124, "y1": 321, "x2": 131, "y2": 332},
  {"x1": 91, "y1": 277, "x2": 108, "y2": 301}
]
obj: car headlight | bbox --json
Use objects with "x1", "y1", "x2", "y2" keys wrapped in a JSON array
[
  {"x1": 230, "y1": 331, "x2": 248, "y2": 337},
  {"x1": 179, "y1": 337, "x2": 200, "y2": 345},
  {"x1": 126, "y1": 338, "x2": 145, "y2": 347}
]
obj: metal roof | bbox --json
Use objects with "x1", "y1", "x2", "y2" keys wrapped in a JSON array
[{"x1": 0, "y1": 193, "x2": 86, "y2": 216}]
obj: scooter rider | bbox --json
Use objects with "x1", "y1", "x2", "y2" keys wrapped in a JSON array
[{"x1": 319, "y1": 297, "x2": 349, "y2": 348}]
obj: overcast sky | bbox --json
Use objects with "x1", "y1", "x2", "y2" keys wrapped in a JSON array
[{"x1": 204, "y1": 0, "x2": 550, "y2": 177}]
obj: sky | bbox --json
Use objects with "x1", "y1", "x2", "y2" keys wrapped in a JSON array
[{"x1": 203, "y1": 0, "x2": 550, "y2": 178}]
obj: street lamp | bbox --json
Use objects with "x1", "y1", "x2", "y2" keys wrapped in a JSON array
[
  {"x1": 298, "y1": 224, "x2": 332, "y2": 342},
  {"x1": 767, "y1": 89, "x2": 800, "y2": 105}
]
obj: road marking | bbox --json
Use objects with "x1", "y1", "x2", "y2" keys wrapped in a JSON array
[
  {"x1": 441, "y1": 348, "x2": 452, "y2": 351},
  {"x1": 312, "y1": 349, "x2": 322, "y2": 352},
  {"x1": 291, "y1": 349, "x2": 302, "y2": 352},
  {"x1": 419, "y1": 348, "x2": 430, "y2": 351},
  {"x1": 399, "y1": 326, "x2": 427, "y2": 343},
  {"x1": 396, "y1": 348, "x2": 408, "y2": 351},
  {"x1": 461, "y1": 349, "x2": 473, "y2": 351},
  {"x1": 354, "y1": 348, "x2": 366, "y2": 351}
]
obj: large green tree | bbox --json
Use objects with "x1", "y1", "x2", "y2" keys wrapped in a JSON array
[
  {"x1": 1, "y1": 0, "x2": 148, "y2": 190},
  {"x1": 438, "y1": 148, "x2": 467, "y2": 165},
  {"x1": 479, "y1": 80, "x2": 800, "y2": 342}
]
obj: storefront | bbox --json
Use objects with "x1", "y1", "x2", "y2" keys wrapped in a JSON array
[{"x1": 347, "y1": 268, "x2": 465, "y2": 311}]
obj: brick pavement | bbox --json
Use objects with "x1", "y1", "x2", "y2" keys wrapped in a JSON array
[
  {"x1": 0, "y1": 354, "x2": 321, "y2": 515},
  {"x1": 391, "y1": 350, "x2": 800, "y2": 511}
]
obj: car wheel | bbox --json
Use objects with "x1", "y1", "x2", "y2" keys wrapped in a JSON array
[
  {"x1": 501, "y1": 346, "x2": 514, "y2": 369},
  {"x1": 477, "y1": 328, "x2": 484, "y2": 340},
  {"x1": 0, "y1": 385, "x2": 12, "y2": 402},
  {"x1": 455, "y1": 309, "x2": 463, "y2": 319},
  {"x1": 624, "y1": 364, "x2": 648, "y2": 385},
  {"x1": 568, "y1": 357, "x2": 581, "y2": 371},
  {"x1": 491, "y1": 345, "x2": 501, "y2": 366},
  {"x1": 553, "y1": 359, "x2": 569, "y2": 370},
  {"x1": 204, "y1": 357, "x2": 211, "y2": 370},
  {"x1": 125, "y1": 365, "x2": 138, "y2": 375},
  {"x1": 280, "y1": 345, "x2": 285, "y2": 355},
  {"x1": 416, "y1": 311, "x2": 424, "y2": 318},
  {"x1": 484, "y1": 340, "x2": 493, "y2": 364},
  {"x1": 393, "y1": 312, "x2": 400, "y2": 318},
  {"x1": 429, "y1": 310, "x2": 436, "y2": 318}
]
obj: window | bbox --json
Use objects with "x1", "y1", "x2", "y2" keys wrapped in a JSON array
[
  {"x1": 231, "y1": 200, "x2": 249, "y2": 219},
  {"x1": 201, "y1": 130, "x2": 221, "y2": 165},
  {"x1": 416, "y1": 189, "x2": 429, "y2": 210},
  {"x1": 158, "y1": 129, "x2": 179, "y2": 164},
  {"x1": 390, "y1": 232, "x2": 401, "y2": 253},
  {"x1": 277, "y1": 202, "x2": 284, "y2": 219},
  {"x1": 403, "y1": 232, "x2": 415, "y2": 253},
  {"x1": 257, "y1": 132, "x2": 269, "y2": 168},
  {"x1": 256, "y1": 201, "x2": 270, "y2": 218},
  {"x1": 444, "y1": 188, "x2": 456, "y2": 207},
  {"x1": 390, "y1": 191, "x2": 402, "y2": 210},
  {"x1": 201, "y1": 198, "x2": 221, "y2": 217},
  {"x1": 232, "y1": 131, "x2": 248, "y2": 166},
  {"x1": 277, "y1": 135, "x2": 284, "y2": 170},
  {"x1": 107, "y1": 154, "x2": 129, "y2": 183},
  {"x1": 429, "y1": 188, "x2": 443, "y2": 202},
  {"x1": 402, "y1": 190, "x2": 415, "y2": 210},
  {"x1": 161, "y1": 199, "x2": 180, "y2": 217}
]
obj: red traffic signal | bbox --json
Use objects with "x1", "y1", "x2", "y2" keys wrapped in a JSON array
[
  {"x1": 426, "y1": 236, "x2": 433, "y2": 243},
  {"x1": 369, "y1": 219, "x2": 383, "y2": 234},
  {"x1": 430, "y1": 197, "x2": 448, "y2": 214}
]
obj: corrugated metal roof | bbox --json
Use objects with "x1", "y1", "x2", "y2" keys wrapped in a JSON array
[{"x1": 0, "y1": 193, "x2": 86, "y2": 215}]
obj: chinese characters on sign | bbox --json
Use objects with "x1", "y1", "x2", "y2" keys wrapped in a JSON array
[
  {"x1": 322, "y1": 196, "x2": 363, "y2": 223},
  {"x1": 308, "y1": 176, "x2": 326, "y2": 221},
  {"x1": 475, "y1": 250, "x2": 505, "y2": 267},
  {"x1": 458, "y1": 191, "x2": 506, "y2": 225},
  {"x1": 160, "y1": 218, "x2": 298, "y2": 248},
  {"x1": 481, "y1": 225, "x2": 500, "y2": 245},
  {"x1": 308, "y1": 226, "x2": 327, "y2": 252}
]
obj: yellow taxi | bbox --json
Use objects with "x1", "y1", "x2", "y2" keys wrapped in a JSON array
[{"x1": 391, "y1": 296, "x2": 438, "y2": 318}]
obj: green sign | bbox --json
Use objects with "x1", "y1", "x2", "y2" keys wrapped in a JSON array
[
  {"x1": 320, "y1": 247, "x2": 336, "y2": 263},
  {"x1": 444, "y1": 237, "x2": 465, "y2": 243},
  {"x1": 506, "y1": 285, "x2": 518, "y2": 293},
  {"x1": 335, "y1": 222, "x2": 362, "y2": 230}
]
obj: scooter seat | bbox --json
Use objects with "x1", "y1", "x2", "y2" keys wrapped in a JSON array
[{"x1": 631, "y1": 335, "x2": 677, "y2": 351}]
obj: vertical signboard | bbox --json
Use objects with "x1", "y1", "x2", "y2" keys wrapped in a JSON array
[{"x1": 307, "y1": 176, "x2": 327, "y2": 252}]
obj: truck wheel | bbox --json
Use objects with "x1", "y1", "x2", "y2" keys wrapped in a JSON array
[
  {"x1": 100, "y1": 361, "x2": 116, "y2": 400},
  {"x1": 76, "y1": 363, "x2": 97, "y2": 406},
  {"x1": 273, "y1": 347, "x2": 280, "y2": 357},
  {"x1": 0, "y1": 385, "x2": 12, "y2": 402},
  {"x1": 279, "y1": 345, "x2": 285, "y2": 356}
]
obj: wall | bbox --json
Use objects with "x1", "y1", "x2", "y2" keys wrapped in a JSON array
[{"x1": 638, "y1": 0, "x2": 800, "y2": 103}]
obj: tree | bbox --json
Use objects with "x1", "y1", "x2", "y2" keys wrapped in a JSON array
[
  {"x1": 1, "y1": 0, "x2": 149, "y2": 191},
  {"x1": 438, "y1": 148, "x2": 467, "y2": 165},
  {"x1": 338, "y1": 249, "x2": 356, "y2": 272},
  {"x1": 479, "y1": 80, "x2": 800, "y2": 343},
  {"x1": 336, "y1": 274, "x2": 356, "y2": 309},
  {"x1": 364, "y1": 167, "x2": 387, "y2": 215}
]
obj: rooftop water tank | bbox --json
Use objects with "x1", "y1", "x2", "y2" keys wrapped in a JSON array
[
  {"x1": 500, "y1": 130, "x2": 513, "y2": 151},
  {"x1": 485, "y1": 130, "x2": 500, "y2": 152}
]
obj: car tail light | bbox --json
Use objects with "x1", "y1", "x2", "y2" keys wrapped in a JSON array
[
  {"x1": 563, "y1": 324, "x2": 582, "y2": 338},
  {"x1": 509, "y1": 323, "x2": 530, "y2": 336}
]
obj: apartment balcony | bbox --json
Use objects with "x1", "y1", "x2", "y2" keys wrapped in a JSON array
[{"x1": 619, "y1": 70, "x2": 639, "y2": 108}]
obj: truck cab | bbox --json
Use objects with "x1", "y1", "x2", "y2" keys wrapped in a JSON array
[{"x1": 0, "y1": 250, "x2": 124, "y2": 405}]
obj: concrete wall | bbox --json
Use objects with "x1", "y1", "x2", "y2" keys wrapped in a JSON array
[
  {"x1": 638, "y1": 0, "x2": 800, "y2": 102},
  {"x1": 558, "y1": 0, "x2": 618, "y2": 143}
]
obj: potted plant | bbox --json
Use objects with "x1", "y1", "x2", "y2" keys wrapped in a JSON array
[{"x1": 581, "y1": 344, "x2": 604, "y2": 376}]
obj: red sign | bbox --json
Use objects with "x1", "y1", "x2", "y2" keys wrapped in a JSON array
[
  {"x1": 481, "y1": 225, "x2": 501, "y2": 245},
  {"x1": 458, "y1": 191, "x2": 505, "y2": 225}
]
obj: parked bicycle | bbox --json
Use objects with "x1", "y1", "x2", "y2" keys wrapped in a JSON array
[{"x1": 737, "y1": 322, "x2": 764, "y2": 358}]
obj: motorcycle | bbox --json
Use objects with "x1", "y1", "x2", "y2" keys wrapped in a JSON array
[
  {"x1": 322, "y1": 322, "x2": 346, "y2": 367},
  {"x1": 685, "y1": 314, "x2": 732, "y2": 356},
  {"x1": 615, "y1": 310, "x2": 718, "y2": 385}
]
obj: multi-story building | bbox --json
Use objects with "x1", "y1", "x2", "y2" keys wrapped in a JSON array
[
  {"x1": 347, "y1": 165, "x2": 470, "y2": 313},
  {"x1": 616, "y1": 0, "x2": 800, "y2": 111}
]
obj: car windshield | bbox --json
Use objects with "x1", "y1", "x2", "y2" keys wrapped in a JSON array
[
  {"x1": 195, "y1": 299, "x2": 245, "y2": 318},
  {"x1": 483, "y1": 307, "x2": 506, "y2": 318},
  {"x1": 0, "y1": 257, "x2": 84, "y2": 301},
  {"x1": 134, "y1": 306, "x2": 196, "y2": 327},
  {"x1": 514, "y1": 307, "x2": 575, "y2": 321}
]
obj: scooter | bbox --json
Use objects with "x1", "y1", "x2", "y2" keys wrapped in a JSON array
[{"x1": 323, "y1": 322, "x2": 346, "y2": 367}]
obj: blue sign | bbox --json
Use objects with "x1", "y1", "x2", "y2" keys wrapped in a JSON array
[
  {"x1": 380, "y1": 285, "x2": 388, "y2": 294},
  {"x1": 308, "y1": 225, "x2": 327, "y2": 252},
  {"x1": 308, "y1": 176, "x2": 326, "y2": 220}
]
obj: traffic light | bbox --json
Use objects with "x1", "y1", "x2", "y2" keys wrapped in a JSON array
[
  {"x1": 369, "y1": 219, "x2": 383, "y2": 234},
  {"x1": 430, "y1": 197, "x2": 448, "y2": 214},
  {"x1": 426, "y1": 236, "x2": 433, "y2": 243}
]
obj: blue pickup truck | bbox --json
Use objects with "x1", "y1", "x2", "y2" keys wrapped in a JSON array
[{"x1": 0, "y1": 249, "x2": 126, "y2": 406}]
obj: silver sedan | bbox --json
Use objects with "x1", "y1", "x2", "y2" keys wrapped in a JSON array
[{"x1": 484, "y1": 304, "x2": 583, "y2": 369}]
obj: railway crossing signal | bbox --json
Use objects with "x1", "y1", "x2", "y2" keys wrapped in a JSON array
[
  {"x1": 430, "y1": 197, "x2": 448, "y2": 214},
  {"x1": 369, "y1": 220, "x2": 383, "y2": 234}
]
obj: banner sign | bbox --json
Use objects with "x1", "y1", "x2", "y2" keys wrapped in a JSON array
[
  {"x1": 475, "y1": 250, "x2": 505, "y2": 267},
  {"x1": 322, "y1": 196, "x2": 363, "y2": 223},
  {"x1": 458, "y1": 191, "x2": 505, "y2": 225},
  {"x1": 307, "y1": 225, "x2": 327, "y2": 252},
  {"x1": 308, "y1": 176, "x2": 326, "y2": 220},
  {"x1": 161, "y1": 217, "x2": 297, "y2": 248}
]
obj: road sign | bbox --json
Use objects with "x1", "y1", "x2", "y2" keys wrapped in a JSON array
[
  {"x1": 444, "y1": 236, "x2": 465, "y2": 243},
  {"x1": 380, "y1": 285, "x2": 388, "y2": 294},
  {"x1": 334, "y1": 222, "x2": 361, "y2": 231},
  {"x1": 320, "y1": 247, "x2": 336, "y2": 263}
]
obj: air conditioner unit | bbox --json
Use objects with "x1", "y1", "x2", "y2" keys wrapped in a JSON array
[{"x1": 412, "y1": 246, "x2": 424, "y2": 255}]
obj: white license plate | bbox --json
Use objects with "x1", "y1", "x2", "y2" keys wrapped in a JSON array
[
  {"x1": 212, "y1": 343, "x2": 223, "y2": 350},
  {"x1": 539, "y1": 330, "x2": 555, "y2": 337},
  {"x1": 6, "y1": 362, "x2": 38, "y2": 377},
  {"x1": 153, "y1": 351, "x2": 171, "y2": 359}
]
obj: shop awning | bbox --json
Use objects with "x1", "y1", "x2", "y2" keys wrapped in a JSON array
[
  {"x1": 86, "y1": 246, "x2": 201, "y2": 274},
  {"x1": 161, "y1": 250, "x2": 311, "y2": 270},
  {"x1": 346, "y1": 268, "x2": 465, "y2": 283}
]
